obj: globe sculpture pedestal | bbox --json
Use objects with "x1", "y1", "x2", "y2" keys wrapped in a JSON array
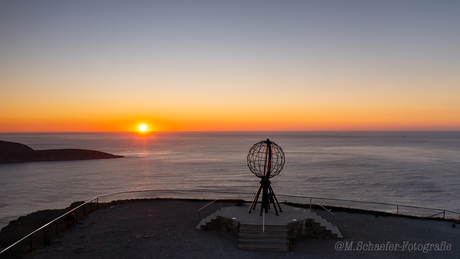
[{"x1": 247, "y1": 139, "x2": 285, "y2": 216}]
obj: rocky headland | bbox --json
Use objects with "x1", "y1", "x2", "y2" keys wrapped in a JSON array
[{"x1": 0, "y1": 140, "x2": 123, "y2": 163}]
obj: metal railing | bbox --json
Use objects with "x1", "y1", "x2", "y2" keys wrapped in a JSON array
[
  {"x1": 0, "y1": 196, "x2": 99, "y2": 256},
  {"x1": 315, "y1": 202, "x2": 337, "y2": 226},
  {"x1": 198, "y1": 198, "x2": 223, "y2": 218},
  {"x1": 316, "y1": 202, "x2": 335, "y2": 216},
  {"x1": 1, "y1": 189, "x2": 459, "y2": 256},
  {"x1": 277, "y1": 194, "x2": 460, "y2": 220}
]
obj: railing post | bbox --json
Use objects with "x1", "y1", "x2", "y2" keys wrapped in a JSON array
[
  {"x1": 309, "y1": 198, "x2": 312, "y2": 214},
  {"x1": 396, "y1": 205, "x2": 399, "y2": 215},
  {"x1": 443, "y1": 210, "x2": 446, "y2": 219}
]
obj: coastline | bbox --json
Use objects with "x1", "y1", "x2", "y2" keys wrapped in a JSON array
[
  {"x1": 1, "y1": 198, "x2": 459, "y2": 258},
  {"x1": 0, "y1": 140, "x2": 123, "y2": 163}
]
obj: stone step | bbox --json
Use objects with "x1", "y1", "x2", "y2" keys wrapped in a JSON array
[
  {"x1": 309, "y1": 214, "x2": 343, "y2": 238},
  {"x1": 195, "y1": 210, "x2": 222, "y2": 230},
  {"x1": 239, "y1": 224, "x2": 287, "y2": 234},
  {"x1": 238, "y1": 242, "x2": 289, "y2": 253},
  {"x1": 239, "y1": 232, "x2": 287, "y2": 241},
  {"x1": 238, "y1": 243, "x2": 289, "y2": 252},
  {"x1": 195, "y1": 216, "x2": 211, "y2": 230},
  {"x1": 240, "y1": 224, "x2": 287, "y2": 230},
  {"x1": 239, "y1": 229, "x2": 287, "y2": 236},
  {"x1": 240, "y1": 223, "x2": 286, "y2": 229},
  {"x1": 239, "y1": 238, "x2": 289, "y2": 247},
  {"x1": 238, "y1": 224, "x2": 289, "y2": 252},
  {"x1": 332, "y1": 225, "x2": 343, "y2": 238}
]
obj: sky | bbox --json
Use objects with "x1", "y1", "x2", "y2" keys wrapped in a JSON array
[{"x1": 1, "y1": 0, "x2": 459, "y2": 132}]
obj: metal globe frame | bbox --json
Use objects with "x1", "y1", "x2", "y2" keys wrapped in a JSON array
[{"x1": 247, "y1": 139, "x2": 285, "y2": 216}]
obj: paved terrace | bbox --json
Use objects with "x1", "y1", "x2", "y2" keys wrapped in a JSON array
[{"x1": 23, "y1": 199, "x2": 459, "y2": 259}]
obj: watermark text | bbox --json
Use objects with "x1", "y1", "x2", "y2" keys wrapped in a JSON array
[{"x1": 335, "y1": 241, "x2": 452, "y2": 253}]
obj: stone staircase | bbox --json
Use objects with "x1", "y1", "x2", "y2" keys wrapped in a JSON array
[
  {"x1": 195, "y1": 210, "x2": 223, "y2": 230},
  {"x1": 238, "y1": 224, "x2": 289, "y2": 252},
  {"x1": 310, "y1": 212, "x2": 343, "y2": 238},
  {"x1": 195, "y1": 205, "x2": 343, "y2": 252}
]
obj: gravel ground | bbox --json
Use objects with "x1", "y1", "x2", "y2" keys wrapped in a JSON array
[{"x1": 22, "y1": 199, "x2": 460, "y2": 259}]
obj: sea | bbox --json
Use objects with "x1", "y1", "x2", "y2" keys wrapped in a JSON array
[{"x1": 1, "y1": 131, "x2": 459, "y2": 229}]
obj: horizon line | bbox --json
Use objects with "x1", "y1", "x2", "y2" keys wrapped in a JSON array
[{"x1": 1, "y1": 129, "x2": 459, "y2": 134}]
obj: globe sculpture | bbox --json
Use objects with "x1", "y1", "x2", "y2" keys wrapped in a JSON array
[{"x1": 247, "y1": 139, "x2": 285, "y2": 215}]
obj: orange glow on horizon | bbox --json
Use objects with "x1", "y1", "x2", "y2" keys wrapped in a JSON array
[
  {"x1": 1, "y1": 107, "x2": 459, "y2": 132},
  {"x1": 1, "y1": 117, "x2": 460, "y2": 132}
]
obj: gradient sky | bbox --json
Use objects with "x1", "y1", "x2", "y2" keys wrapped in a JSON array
[{"x1": 1, "y1": 1, "x2": 459, "y2": 132}]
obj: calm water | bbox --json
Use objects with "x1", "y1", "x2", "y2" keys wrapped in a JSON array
[{"x1": 1, "y1": 131, "x2": 459, "y2": 228}]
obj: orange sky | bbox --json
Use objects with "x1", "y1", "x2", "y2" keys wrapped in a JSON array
[{"x1": 1, "y1": 1, "x2": 460, "y2": 132}]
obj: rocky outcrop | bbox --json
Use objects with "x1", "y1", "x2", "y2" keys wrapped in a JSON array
[{"x1": 0, "y1": 140, "x2": 123, "y2": 163}]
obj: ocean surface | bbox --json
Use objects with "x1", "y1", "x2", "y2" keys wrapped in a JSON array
[{"x1": 1, "y1": 131, "x2": 460, "y2": 229}]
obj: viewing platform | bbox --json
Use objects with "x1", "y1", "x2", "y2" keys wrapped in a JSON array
[
  {"x1": 1, "y1": 190, "x2": 459, "y2": 259},
  {"x1": 196, "y1": 203, "x2": 342, "y2": 252}
]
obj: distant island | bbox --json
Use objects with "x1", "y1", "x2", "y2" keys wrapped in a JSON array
[{"x1": 0, "y1": 140, "x2": 124, "y2": 163}]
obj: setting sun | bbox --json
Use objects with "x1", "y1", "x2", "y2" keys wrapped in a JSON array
[{"x1": 138, "y1": 123, "x2": 148, "y2": 133}]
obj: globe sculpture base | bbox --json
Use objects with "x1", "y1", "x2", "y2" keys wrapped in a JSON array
[{"x1": 248, "y1": 177, "x2": 283, "y2": 216}]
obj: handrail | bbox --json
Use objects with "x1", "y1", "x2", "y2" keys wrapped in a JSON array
[
  {"x1": 0, "y1": 195, "x2": 99, "y2": 255},
  {"x1": 278, "y1": 194, "x2": 460, "y2": 215},
  {"x1": 95, "y1": 189, "x2": 460, "y2": 215},
  {"x1": 198, "y1": 198, "x2": 219, "y2": 211},
  {"x1": 316, "y1": 202, "x2": 335, "y2": 216},
  {"x1": 1, "y1": 189, "x2": 459, "y2": 256},
  {"x1": 428, "y1": 211, "x2": 446, "y2": 218}
]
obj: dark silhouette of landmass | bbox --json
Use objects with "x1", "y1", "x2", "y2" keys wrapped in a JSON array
[{"x1": 0, "y1": 140, "x2": 123, "y2": 163}]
